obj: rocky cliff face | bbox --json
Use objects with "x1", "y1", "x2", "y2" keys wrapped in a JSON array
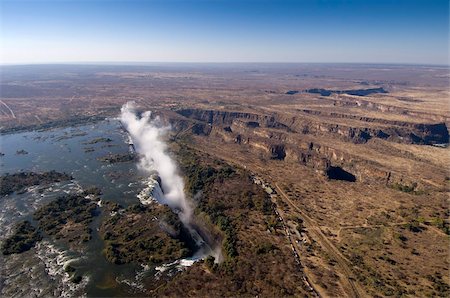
[
  {"x1": 274, "y1": 112, "x2": 449, "y2": 145},
  {"x1": 176, "y1": 108, "x2": 449, "y2": 145},
  {"x1": 163, "y1": 108, "x2": 447, "y2": 186}
]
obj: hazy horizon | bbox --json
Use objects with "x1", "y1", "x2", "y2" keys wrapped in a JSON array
[
  {"x1": 1, "y1": 0, "x2": 449, "y2": 65},
  {"x1": 1, "y1": 61, "x2": 449, "y2": 67}
]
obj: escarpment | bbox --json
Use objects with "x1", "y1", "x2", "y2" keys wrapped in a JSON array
[
  {"x1": 158, "y1": 107, "x2": 448, "y2": 188},
  {"x1": 174, "y1": 108, "x2": 449, "y2": 145},
  {"x1": 170, "y1": 107, "x2": 445, "y2": 190}
]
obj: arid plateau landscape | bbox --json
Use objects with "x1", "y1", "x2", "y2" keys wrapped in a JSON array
[{"x1": 0, "y1": 63, "x2": 449, "y2": 297}]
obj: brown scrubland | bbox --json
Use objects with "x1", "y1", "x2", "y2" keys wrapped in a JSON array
[{"x1": 1, "y1": 63, "x2": 449, "y2": 297}]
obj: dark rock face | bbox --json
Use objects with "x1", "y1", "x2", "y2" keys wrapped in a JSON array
[
  {"x1": 305, "y1": 87, "x2": 388, "y2": 97},
  {"x1": 376, "y1": 130, "x2": 390, "y2": 139},
  {"x1": 347, "y1": 128, "x2": 372, "y2": 143},
  {"x1": 246, "y1": 121, "x2": 260, "y2": 128},
  {"x1": 285, "y1": 90, "x2": 299, "y2": 95},
  {"x1": 326, "y1": 166, "x2": 356, "y2": 182},
  {"x1": 342, "y1": 123, "x2": 449, "y2": 145},
  {"x1": 175, "y1": 108, "x2": 449, "y2": 145},
  {"x1": 416, "y1": 123, "x2": 449, "y2": 144},
  {"x1": 191, "y1": 123, "x2": 212, "y2": 135},
  {"x1": 177, "y1": 108, "x2": 449, "y2": 145},
  {"x1": 305, "y1": 88, "x2": 332, "y2": 96},
  {"x1": 270, "y1": 144, "x2": 286, "y2": 160},
  {"x1": 343, "y1": 87, "x2": 388, "y2": 96},
  {"x1": 177, "y1": 109, "x2": 264, "y2": 126}
]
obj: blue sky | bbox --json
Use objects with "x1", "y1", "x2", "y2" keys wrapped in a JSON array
[{"x1": 1, "y1": 0, "x2": 448, "y2": 64}]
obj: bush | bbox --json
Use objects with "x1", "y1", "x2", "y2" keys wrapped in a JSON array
[
  {"x1": 406, "y1": 219, "x2": 424, "y2": 233},
  {"x1": 1, "y1": 221, "x2": 42, "y2": 255},
  {"x1": 205, "y1": 256, "x2": 216, "y2": 270},
  {"x1": 391, "y1": 182, "x2": 423, "y2": 194},
  {"x1": 256, "y1": 242, "x2": 278, "y2": 255}
]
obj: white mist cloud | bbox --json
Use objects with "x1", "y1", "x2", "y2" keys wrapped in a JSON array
[{"x1": 120, "y1": 102, "x2": 192, "y2": 222}]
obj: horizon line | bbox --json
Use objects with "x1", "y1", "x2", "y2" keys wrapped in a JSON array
[{"x1": 1, "y1": 61, "x2": 449, "y2": 67}]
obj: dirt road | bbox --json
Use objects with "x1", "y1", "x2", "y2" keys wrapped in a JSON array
[
  {"x1": 275, "y1": 183, "x2": 367, "y2": 298},
  {"x1": 0, "y1": 99, "x2": 16, "y2": 118}
]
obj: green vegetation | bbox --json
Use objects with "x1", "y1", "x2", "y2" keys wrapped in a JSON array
[
  {"x1": 33, "y1": 194, "x2": 98, "y2": 245},
  {"x1": 427, "y1": 272, "x2": 450, "y2": 296},
  {"x1": 3, "y1": 186, "x2": 100, "y2": 255},
  {"x1": 154, "y1": 142, "x2": 308, "y2": 297},
  {"x1": 427, "y1": 217, "x2": 450, "y2": 235},
  {"x1": 176, "y1": 144, "x2": 242, "y2": 259},
  {"x1": 404, "y1": 219, "x2": 425, "y2": 233},
  {"x1": 390, "y1": 182, "x2": 424, "y2": 195},
  {"x1": 0, "y1": 171, "x2": 72, "y2": 196},
  {"x1": 349, "y1": 249, "x2": 407, "y2": 297},
  {"x1": 97, "y1": 153, "x2": 135, "y2": 163},
  {"x1": 176, "y1": 143, "x2": 277, "y2": 262},
  {"x1": 1, "y1": 221, "x2": 42, "y2": 255},
  {"x1": 217, "y1": 215, "x2": 238, "y2": 258},
  {"x1": 100, "y1": 203, "x2": 193, "y2": 265},
  {"x1": 178, "y1": 145, "x2": 235, "y2": 194},
  {"x1": 295, "y1": 217, "x2": 304, "y2": 234},
  {"x1": 255, "y1": 242, "x2": 279, "y2": 255},
  {"x1": 204, "y1": 256, "x2": 218, "y2": 272}
]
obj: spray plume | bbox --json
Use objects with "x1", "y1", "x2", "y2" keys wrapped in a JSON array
[{"x1": 120, "y1": 102, "x2": 192, "y2": 223}]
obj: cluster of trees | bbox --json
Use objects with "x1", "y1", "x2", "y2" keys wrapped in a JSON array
[
  {"x1": 33, "y1": 194, "x2": 98, "y2": 245},
  {"x1": 185, "y1": 163, "x2": 235, "y2": 195},
  {"x1": 255, "y1": 242, "x2": 279, "y2": 255},
  {"x1": 177, "y1": 144, "x2": 235, "y2": 195},
  {"x1": 100, "y1": 204, "x2": 192, "y2": 265},
  {"x1": 97, "y1": 153, "x2": 135, "y2": 164},
  {"x1": 2, "y1": 191, "x2": 99, "y2": 255},
  {"x1": 0, "y1": 171, "x2": 72, "y2": 196},
  {"x1": 1, "y1": 221, "x2": 42, "y2": 255},
  {"x1": 216, "y1": 215, "x2": 238, "y2": 258}
]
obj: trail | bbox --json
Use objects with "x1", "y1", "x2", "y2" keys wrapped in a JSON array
[
  {"x1": 275, "y1": 183, "x2": 367, "y2": 298},
  {"x1": 0, "y1": 100, "x2": 16, "y2": 118},
  {"x1": 35, "y1": 115, "x2": 43, "y2": 123}
]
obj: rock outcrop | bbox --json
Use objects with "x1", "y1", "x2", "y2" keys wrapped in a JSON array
[
  {"x1": 175, "y1": 108, "x2": 449, "y2": 145},
  {"x1": 161, "y1": 107, "x2": 448, "y2": 186}
]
